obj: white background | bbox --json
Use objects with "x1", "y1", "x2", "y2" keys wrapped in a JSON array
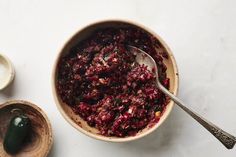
[{"x1": 0, "y1": 0, "x2": 236, "y2": 156}]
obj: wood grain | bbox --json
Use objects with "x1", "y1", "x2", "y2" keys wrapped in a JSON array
[{"x1": 0, "y1": 100, "x2": 53, "y2": 157}]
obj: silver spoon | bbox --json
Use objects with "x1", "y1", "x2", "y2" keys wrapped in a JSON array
[{"x1": 128, "y1": 45, "x2": 236, "y2": 149}]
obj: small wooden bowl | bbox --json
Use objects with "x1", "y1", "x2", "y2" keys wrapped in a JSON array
[
  {"x1": 52, "y1": 19, "x2": 179, "y2": 142},
  {"x1": 0, "y1": 100, "x2": 53, "y2": 157}
]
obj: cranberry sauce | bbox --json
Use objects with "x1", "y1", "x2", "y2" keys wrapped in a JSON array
[{"x1": 57, "y1": 27, "x2": 170, "y2": 137}]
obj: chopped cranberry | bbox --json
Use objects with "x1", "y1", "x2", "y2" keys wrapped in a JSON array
[
  {"x1": 127, "y1": 65, "x2": 154, "y2": 86},
  {"x1": 57, "y1": 27, "x2": 169, "y2": 137},
  {"x1": 74, "y1": 102, "x2": 91, "y2": 118},
  {"x1": 97, "y1": 110, "x2": 115, "y2": 123}
]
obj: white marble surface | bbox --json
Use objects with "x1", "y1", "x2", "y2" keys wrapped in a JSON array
[{"x1": 0, "y1": 0, "x2": 236, "y2": 156}]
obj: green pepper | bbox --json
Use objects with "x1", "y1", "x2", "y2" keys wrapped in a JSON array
[{"x1": 3, "y1": 112, "x2": 31, "y2": 154}]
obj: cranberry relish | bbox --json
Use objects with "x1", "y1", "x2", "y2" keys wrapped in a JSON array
[{"x1": 57, "y1": 27, "x2": 170, "y2": 137}]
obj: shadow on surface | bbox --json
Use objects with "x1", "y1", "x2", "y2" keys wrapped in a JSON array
[
  {"x1": 47, "y1": 140, "x2": 56, "y2": 157},
  {"x1": 121, "y1": 106, "x2": 182, "y2": 148},
  {"x1": 0, "y1": 77, "x2": 16, "y2": 99},
  {"x1": 47, "y1": 106, "x2": 185, "y2": 157}
]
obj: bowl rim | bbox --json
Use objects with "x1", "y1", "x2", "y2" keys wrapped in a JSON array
[
  {"x1": 52, "y1": 19, "x2": 179, "y2": 142},
  {"x1": 0, "y1": 53, "x2": 15, "y2": 90},
  {"x1": 0, "y1": 100, "x2": 53, "y2": 156}
]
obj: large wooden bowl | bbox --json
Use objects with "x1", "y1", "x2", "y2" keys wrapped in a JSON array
[
  {"x1": 0, "y1": 100, "x2": 53, "y2": 157},
  {"x1": 52, "y1": 19, "x2": 179, "y2": 142}
]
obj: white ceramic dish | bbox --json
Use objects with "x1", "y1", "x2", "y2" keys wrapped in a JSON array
[{"x1": 0, "y1": 54, "x2": 15, "y2": 90}]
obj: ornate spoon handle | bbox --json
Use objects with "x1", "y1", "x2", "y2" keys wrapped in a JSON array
[{"x1": 158, "y1": 84, "x2": 236, "y2": 149}]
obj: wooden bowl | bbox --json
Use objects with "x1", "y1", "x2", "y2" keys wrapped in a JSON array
[
  {"x1": 0, "y1": 100, "x2": 53, "y2": 157},
  {"x1": 52, "y1": 19, "x2": 179, "y2": 142}
]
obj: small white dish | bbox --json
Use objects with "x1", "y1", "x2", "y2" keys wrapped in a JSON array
[{"x1": 0, "y1": 54, "x2": 15, "y2": 90}]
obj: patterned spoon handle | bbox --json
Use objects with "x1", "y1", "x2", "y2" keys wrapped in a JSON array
[{"x1": 158, "y1": 84, "x2": 236, "y2": 149}]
